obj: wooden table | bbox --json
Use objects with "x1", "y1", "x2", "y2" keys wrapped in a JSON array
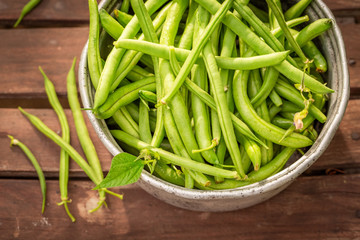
[{"x1": 1, "y1": 1, "x2": 360, "y2": 239}]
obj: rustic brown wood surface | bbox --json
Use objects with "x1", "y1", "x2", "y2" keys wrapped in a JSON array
[{"x1": 0, "y1": 0, "x2": 360, "y2": 239}]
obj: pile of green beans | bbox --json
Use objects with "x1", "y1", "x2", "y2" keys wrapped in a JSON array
[{"x1": 90, "y1": 0, "x2": 332, "y2": 190}]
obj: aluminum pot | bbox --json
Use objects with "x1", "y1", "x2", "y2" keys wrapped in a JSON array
[{"x1": 79, "y1": 0, "x2": 349, "y2": 212}]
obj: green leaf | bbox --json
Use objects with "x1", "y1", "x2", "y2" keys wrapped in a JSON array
[{"x1": 94, "y1": 152, "x2": 144, "y2": 190}]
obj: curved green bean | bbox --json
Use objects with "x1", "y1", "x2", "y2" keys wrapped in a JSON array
[
  {"x1": 13, "y1": 0, "x2": 42, "y2": 28},
  {"x1": 18, "y1": 107, "x2": 100, "y2": 184},
  {"x1": 94, "y1": 76, "x2": 156, "y2": 119},
  {"x1": 8, "y1": 135, "x2": 46, "y2": 213},
  {"x1": 232, "y1": 55, "x2": 313, "y2": 148}
]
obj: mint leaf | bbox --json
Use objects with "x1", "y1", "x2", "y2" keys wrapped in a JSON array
[{"x1": 94, "y1": 152, "x2": 144, "y2": 190}]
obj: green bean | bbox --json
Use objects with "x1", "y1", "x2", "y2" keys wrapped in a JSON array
[
  {"x1": 274, "y1": 79, "x2": 327, "y2": 123},
  {"x1": 114, "y1": 39, "x2": 291, "y2": 70},
  {"x1": 289, "y1": 28, "x2": 328, "y2": 73},
  {"x1": 248, "y1": 3, "x2": 269, "y2": 23},
  {"x1": 13, "y1": 0, "x2": 42, "y2": 28},
  {"x1": 284, "y1": 0, "x2": 313, "y2": 21},
  {"x1": 120, "y1": 0, "x2": 130, "y2": 13},
  {"x1": 18, "y1": 107, "x2": 100, "y2": 184},
  {"x1": 160, "y1": 0, "x2": 233, "y2": 105},
  {"x1": 112, "y1": 107, "x2": 140, "y2": 138},
  {"x1": 177, "y1": 3, "x2": 197, "y2": 50},
  {"x1": 248, "y1": 69, "x2": 274, "y2": 165},
  {"x1": 114, "y1": 9, "x2": 132, "y2": 27},
  {"x1": 236, "y1": 133, "x2": 261, "y2": 171},
  {"x1": 40, "y1": 66, "x2": 74, "y2": 222},
  {"x1": 130, "y1": 0, "x2": 166, "y2": 149},
  {"x1": 93, "y1": 0, "x2": 168, "y2": 110},
  {"x1": 67, "y1": 58, "x2": 109, "y2": 212},
  {"x1": 139, "y1": 100, "x2": 152, "y2": 144},
  {"x1": 281, "y1": 101, "x2": 302, "y2": 112},
  {"x1": 125, "y1": 103, "x2": 157, "y2": 133},
  {"x1": 139, "y1": 90, "x2": 157, "y2": 104},
  {"x1": 88, "y1": 0, "x2": 103, "y2": 88},
  {"x1": 280, "y1": 112, "x2": 295, "y2": 120},
  {"x1": 302, "y1": 41, "x2": 328, "y2": 73},
  {"x1": 99, "y1": 9, "x2": 124, "y2": 40},
  {"x1": 269, "y1": 89, "x2": 283, "y2": 107},
  {"x1": 201, "y1": 15, "x2": 246, "y2": 179},
  {"x1": 153, "y1": 161, "x2": 185, "y2": 187},
  {"x1": 286, "y1": 19, "x2": 332, "y2": 50},
  {"x1": 194, "y1": 0, "x2": 333, "y2": 94},
  {"x1": 8, "y1": 135, "x2": 46, "y2": 213},
  {"x1": 269, "y1": 105, "x2": 282, "y2": 120},
  {"x1": 232, "y1": 51, "x2": 313, "y2": 148},
  {"x1": 94, "y1": 76, "x2": 156, "y2": 119},
  {"x1": 190, "y1": 55, "x2": 219, "y2": 165},
  {"x1": 271, "y1": 15, "x2": 310, "y2": 38},
  {"x1": 250, "y1": 67, "x2": 280, "y2": 109},
  {"x1": 272, "y1": 116, "x2": 294, "y2": 129},
  {"x1": 110, "y1": 130, "x2": 240, "y2": 180}
]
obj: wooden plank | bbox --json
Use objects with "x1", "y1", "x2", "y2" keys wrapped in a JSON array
[
  {"x1": 0, "y1": 108, "x2": 112, "y2": 178},
  {"x1": 322, "y1": 0, "x2": 360, "y2": 11},
  {"x1": 0, "y1": 0, "x2": 90, "y2": 27},
  {"x1": 0, "y1": 27, "x2": 88, "y2": 98},
  {"x1": 312, "y1": 99, "x2": 360, "y2": 170},
  {"x1": 1, "y1": 100, "x2": 360, "y2": 177},
  {"x1": 339, "y1": 23, "x2": 360, "y2": 96},
  {"x1": 0, "y1": 174, "x2": 359, "y2": 239}
]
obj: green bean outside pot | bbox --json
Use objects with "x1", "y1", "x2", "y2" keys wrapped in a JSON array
[
  {"x1": 8, "y1": 136, "x2": 46, "y2": 213},
  {"x1": 67, "y1": 58, "x2": 110, "y2": 212},
  {"x1": 13, "y1": 0, "x2": 42, "y2": 28},
  {"x1": 40, "y1": 66, "x2": 75, "y2": 221}
]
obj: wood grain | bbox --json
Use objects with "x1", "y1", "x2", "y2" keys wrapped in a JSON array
[
  {"x1": 0, "y1": 0, "x2": 90, "y2": 27},
  {"x1": 0, "y1": 174, "x2": 359, "y2": 240},
  {"x1": 0, "y1": 27, "x2": 88, "y2": 98}
]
